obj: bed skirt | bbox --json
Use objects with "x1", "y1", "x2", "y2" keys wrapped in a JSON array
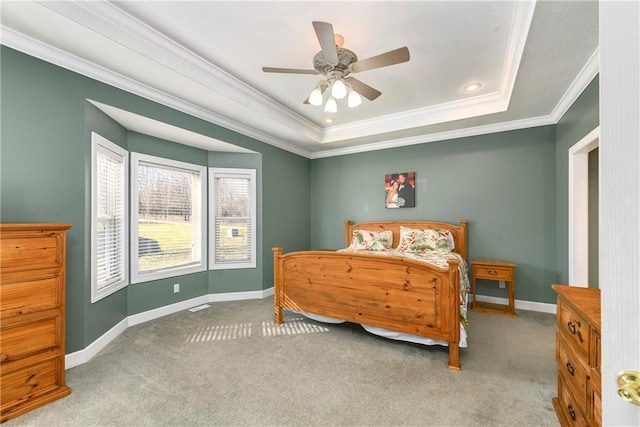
[{"x1": 294, "y1": 310, "x2": 468, "y2": 348}]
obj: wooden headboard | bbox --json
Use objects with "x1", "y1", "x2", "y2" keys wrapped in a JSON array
[{"x1": 344, "y1": 220, "x2": 468, "y2": 261}]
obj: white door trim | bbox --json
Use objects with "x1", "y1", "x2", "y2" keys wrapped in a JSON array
[{"x1": 568, "y1": 126, "x2": 600, "y2": 287}]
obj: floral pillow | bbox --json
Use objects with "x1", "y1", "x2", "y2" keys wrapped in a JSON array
[
  {"x1": 396, "y1": 226, "x2": 455, "y2": 254},
  {"x1": 348, "y1": 230, "x2": 393, "y2": 251}
]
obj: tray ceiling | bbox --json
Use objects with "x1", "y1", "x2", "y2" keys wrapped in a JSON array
[{"x1": 0, "y1": 1, "x2": 599, "y2": 158}]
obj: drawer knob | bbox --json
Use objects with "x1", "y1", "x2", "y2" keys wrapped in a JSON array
[
  {"x1": 488, "y1": 270, "x2": 498, "y2": 275},
  {"x1": 567, "y1": 403, "x2": 576, "y2": 421},
  {"x1": 567, "y1": 320, "x2": 584, "y2": 343},
  {"x1": 617, "y1": 370, "x2": 640, "y2": 407},
  {"x1": 567, "y1": 320, "x2": 576, "y2": 334},
  {"x1": 565, "y1": 361, "x2": 575, "y2": 376},
  {"x1": 566, "y1": 320, "x2": 584, "y2": 342}
]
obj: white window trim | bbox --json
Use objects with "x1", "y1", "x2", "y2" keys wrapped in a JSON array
[
  {"x1": 209, "y1": 168, "x2": 257, "y2": 270},
  {"x1": 131, "y1": 152, "x2": 207, "y2": 283},
  {"x1": 91, "y1": 132, "x2": 129, "y2": 303}
]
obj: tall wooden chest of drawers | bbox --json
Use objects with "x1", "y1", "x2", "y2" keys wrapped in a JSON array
[
  {"x1": 552, "y1": 284, "x2": 601, "y2": 427},
  {"x1": 1, "y1": 224, "x2": 72, "y2": 422}
]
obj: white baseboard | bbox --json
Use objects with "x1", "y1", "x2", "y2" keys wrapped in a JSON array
[
  {"x1": 66, "y1": 318, "x2": 128, "y2": 369},
  {"x1": 473, "y1": 294, "x2": 557, "y2": 314},
  {"x1": 208, "y1": 287, "x2": 273, "y2": 302},
  {"x1": 66, "y1": 288, "x2": 274, "y2": 369},
  {"x1": 128, "y1": 295, "x2": 210, "y2": 327}
]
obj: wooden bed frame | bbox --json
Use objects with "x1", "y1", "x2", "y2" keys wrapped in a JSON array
[{"x1": 272, "y1": 220, "x2": 468, "y2": 370}]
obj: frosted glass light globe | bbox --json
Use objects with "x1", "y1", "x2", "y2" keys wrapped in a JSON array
[
  {"x1": 324, "y1": 96, "x2": 337, "y2": 113},
  {"x1": 348, "y1": 90, "x2": 362, "y2": 108},
  {"x1": 309, "y1": 87, "x2": 323, "y2": 106},
  {"x1": 331, "y1": 79, "x2": 347, "y2": 99}
]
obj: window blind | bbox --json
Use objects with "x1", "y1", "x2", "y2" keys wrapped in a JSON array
[
  {"x1": 91, "y1": 132, "x2": 128, "y2": 303},
  {"x1": 96, "y1": 149, "x2": 126, "y2": 289},
  {"x1": 209, "y1": 168, "x2": 256, "y2": 270},
  {"x1": 213, "y1": 174, "x2": 252, "y2": 264}
]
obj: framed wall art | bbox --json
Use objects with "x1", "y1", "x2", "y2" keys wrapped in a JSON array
[{"x1": 385, "y1": 172, "x2": 415, "y2": 208}]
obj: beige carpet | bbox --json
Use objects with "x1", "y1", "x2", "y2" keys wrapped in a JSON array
[{"x1": 5, "y1": 298, "x2": 559, "y2": 426}]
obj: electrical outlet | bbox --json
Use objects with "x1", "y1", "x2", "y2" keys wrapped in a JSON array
[
  {"x1": 499, "y1": 280, "x2": 506, "y2": 289},
  {"x1": 173, "y1": 283, "x2": 180, "y2": 293}
]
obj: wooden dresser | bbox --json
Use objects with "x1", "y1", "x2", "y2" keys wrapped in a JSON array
[
  {"x1": 1, "y1": 223, "x2": 72, "y2": 422},
  {"x1": 552, "y1": 284, "x2": 601, "y2": 427}
]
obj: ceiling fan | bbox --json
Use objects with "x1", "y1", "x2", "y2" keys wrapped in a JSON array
[{"x1": 262, "y1": 21, "x2": 410, "y2": 111}]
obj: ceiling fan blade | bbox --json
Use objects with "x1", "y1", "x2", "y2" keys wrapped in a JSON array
[
  {"x1": 312, "y1": 21, "x2": 339, "y2": 65},
  {"x1": 351, "y1": 46, "x2": 410, "y2": 73},
  {"x1": 344, "y1": 77, "x2": 382, "y2": 101},
  {"x1": 262, "y1": 67, "x2": 318, "y2": 74}
]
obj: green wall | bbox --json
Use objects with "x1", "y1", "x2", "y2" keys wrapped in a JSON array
[
  {"x1": 310, "y1": 126, "x2": 559, "y2": 304},
  {"x1": 0, "y1": 46, "x2": 311, "y2": 352}
]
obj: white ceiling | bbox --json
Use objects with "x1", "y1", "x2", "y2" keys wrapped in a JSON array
[{"x1": 0, "y1": 1, "x2": 599, "y2": 158}]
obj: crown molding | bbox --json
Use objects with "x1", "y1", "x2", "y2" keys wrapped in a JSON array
[
  {"x1": 0, "y1": 25, "x2": 313, "y2": 158},
  {"x1": 39, "y1": 0, "x2": 323, "y2": 143},
  {"x1": 311, "y1": 114, "x2": 556, "y2": 159},
  {"x1": 321, "y1": 91, "x2": 508, "y2": 143},
  {"x1": 312, "y1": 48, "x2": 600, "y2": 159},
  {"x1": 499, "y1": 1, "x2": 537, "y2": 100},
  {"x1": 551, "y1": 47, "x2": 600, "y2": 122}
]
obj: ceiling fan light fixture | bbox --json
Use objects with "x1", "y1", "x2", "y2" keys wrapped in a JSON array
[
  {"x1": 347, "y1": 89, "x2": 362, "y2": 108},
  {"x1": 263, "y1": 21, "x2": 411, "y2": 114},
  {"x1": 324, "y1": 96, "x2": 338, "y2": 113},
  {"x1": 309, "y1": 86, "x2": 324, "y2": 106},
  {"x1": 331, "y1": 79, "x2": 347, "y2": 99}
]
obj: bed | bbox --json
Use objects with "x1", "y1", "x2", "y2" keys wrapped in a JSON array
[{"x1": 272, "y1": 220, "x2": 469, "y2": 370}]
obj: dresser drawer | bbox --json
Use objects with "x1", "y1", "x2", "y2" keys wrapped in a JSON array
[
  {"x1": 557, "y1": 373, "x2": 588, "y2": 426},
  {"x1": 0, "y1": 275, "x2": 62, "y2": 319},
  {"x1": 472, "y1": 265, "x2": 513, "y2": 280},
  {"x1": 0, "y1": 232, "x2": 63, "y2": 273},
  {"x1": 1, "y1": 316, "x2": 60, "y2": 363},
  {"x1": 556, "y1": 333, "x2": 588, "y2": 406},
  {"x1": 557, "y1": 299, "x2": 590, "y2": 358},
  {"x1": 1, "y1": 358, "x2": 60, "y2": 410}
]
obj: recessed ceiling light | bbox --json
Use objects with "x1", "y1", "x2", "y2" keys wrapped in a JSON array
[
  {"x1": 463, "y1": 82, "x2": 482, "y2": 93},
  {"x1": 325, "y1": 118, "x2": 334, "y2": 123}
]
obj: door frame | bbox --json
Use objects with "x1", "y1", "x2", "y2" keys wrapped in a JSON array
[{"x1": 568, "y1": 126, "x2": 599, "y2": 287}]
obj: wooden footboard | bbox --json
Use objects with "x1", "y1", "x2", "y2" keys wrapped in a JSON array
[{"x1": 272, "y1": 248, "x2": 463, "y2": 370}]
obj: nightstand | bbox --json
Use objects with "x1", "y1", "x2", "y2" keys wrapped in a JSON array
[{"x1": 471, "y1": 259, "x2": 517, "y2": 317}]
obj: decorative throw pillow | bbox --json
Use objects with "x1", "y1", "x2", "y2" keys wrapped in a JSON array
[
  {"x1": 396, "y1": 226, "x2": 454, "y2": 254},
  {"x1": 348, "y1": 230, "x2": 393, "y2": 251}
]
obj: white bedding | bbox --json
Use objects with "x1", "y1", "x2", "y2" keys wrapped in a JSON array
[{"x1": 296, "y1": 310, "x2": 468, "y2": 347}]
